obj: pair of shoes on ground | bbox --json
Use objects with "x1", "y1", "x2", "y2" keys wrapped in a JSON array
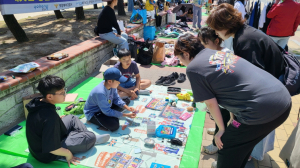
[{"x1": 155, "y1": 72, "x2": 186, "y2": 86}]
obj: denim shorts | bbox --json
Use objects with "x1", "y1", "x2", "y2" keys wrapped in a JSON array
[{"x1": 119, "y1": 78, "x2": 136, "y2": 88}]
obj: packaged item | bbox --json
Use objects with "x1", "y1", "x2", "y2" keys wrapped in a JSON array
[
  {"x1": 47, "y1": 53, "x2": 68, "y2": 61},
  {"x1": 179, "y1": 112, "x2": 192, "y2": 121},
  {"x1": 0, "y1": 76, "x2": 7, "y2": 82},
  {"x1": 155, "y1": 125, "x2": 177, "y2": 139},
  {"x1": 10, "y1": 62, "x2": 40, "y2": 73}
]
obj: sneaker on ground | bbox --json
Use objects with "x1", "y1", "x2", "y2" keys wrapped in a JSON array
[
  {"x1": 211, "y1": 161, "x2": 217, "y2": 168},
  {"x1": 177, "y1": 73, "x2": 186, "y2": 83},
  {"x1": 207, "y1": 128, "x2": 216, "y2": 135},
  {"x1": 169, "y1": 72, "x2": 179, "y2": 79},
  {"x1": 162, "y1": 76, "x2": 177, "y2": 86},
  {"x1": 95, "y1": 134, "x2": 110, "y2": 144},
  {"x1": 155, "y1": 76, "x2": 167, "y2": 85},
  {"x1": 203, "y1": 144, "x2": 219, "y2": 155}
]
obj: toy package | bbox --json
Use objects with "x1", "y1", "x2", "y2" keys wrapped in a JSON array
[
  {"x1": 150, "y1": 162, "x2": 171, "y2": 168},
  {"x1": 179, "y1": 112, "x2": 192, "y2": 121},
  {"x1": 155, "y1": 125, "x2": 177, "y2": 139},
  {"x1": 146, "y1": 98, "x2": 168, "y2": 111},
  {"x1": 47, "y1": 53, "x2": 68, "y2": 61},
  {"x1": 159, "y1": 106, "x2": 185, "y2": 120},
  {"x1": 10, "y1": 62, "x2": 40, "y2": 73},
  {"x1": 106, "y1": 152, "x2": 143, "y2": 168}
]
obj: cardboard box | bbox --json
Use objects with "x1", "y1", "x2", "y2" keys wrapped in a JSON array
[{"x1": 23, "y1": 93, "x2": 42, "y2": 119}]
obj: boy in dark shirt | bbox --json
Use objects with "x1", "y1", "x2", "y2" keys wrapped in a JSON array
[
  {"x1": 26, "y1": 75, "x2": 110, "y2": 166},
  {"x1": 114, "y1": 48, "x2": 151, "y2": 100}
]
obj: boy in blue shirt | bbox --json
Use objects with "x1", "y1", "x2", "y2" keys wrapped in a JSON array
[
  {"x1": 84, "y1": 67, "x2": 136, "y2": 131},
  {"x1": 114, "y1": 48, "x2": 151, "y2": 100}
]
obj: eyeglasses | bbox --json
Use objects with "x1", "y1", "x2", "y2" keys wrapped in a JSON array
[{"x1": 52, "y1": 88, "x2": 67, "y2": 96}]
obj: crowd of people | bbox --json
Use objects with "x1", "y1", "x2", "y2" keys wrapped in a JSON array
[{"x1": 18, "y1": 0, "x2": 300, "y2": 168}]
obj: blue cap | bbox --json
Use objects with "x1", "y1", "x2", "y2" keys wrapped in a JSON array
[{"x1": 104, "y1": 67, "x2": 127, "y2": 83}]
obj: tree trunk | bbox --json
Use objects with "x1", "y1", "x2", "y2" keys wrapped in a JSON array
[
  {"x1": 117, "y1": 0, "x2": 126, "y2": 16},
  {"x1": 3, "y1": 14, "x2": 29, "y2": 43},
  {"x1": 54, "y1": 10, "x2": 64, "y2": 19},
  {"x1": 94, "y1": 4, "x2": 98, "y2": 9},
  {"x1": 75, "y1": 7, "x2": 85, "y2": 20}
]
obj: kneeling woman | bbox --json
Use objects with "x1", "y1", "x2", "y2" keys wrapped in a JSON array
[
  {"x1": 96, "y1": 0, "x2": 129, "y2": 50},
  {"x1": 175, "y1": 34, "x2": 291, "y2": 168}
]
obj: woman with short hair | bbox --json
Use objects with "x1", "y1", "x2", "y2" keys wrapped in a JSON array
[{"x1": 207, "y1": 3, "x2": 285, "y2": 79}]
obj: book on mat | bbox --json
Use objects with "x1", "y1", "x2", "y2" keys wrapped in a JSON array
[
  {"x1": 159, "y1": 105, "x2": 185, "y2": 120},
  {"x1": 145, "y1": 98, "x2": 168, "y2": 111}
]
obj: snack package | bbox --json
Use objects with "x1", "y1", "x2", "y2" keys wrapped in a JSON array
[
  {"x1": 10, "y1": 62, "x2": 40, "y2": 73},
  {"x1": 47, "y1": 53, "x2": 68, "y2": 61}
]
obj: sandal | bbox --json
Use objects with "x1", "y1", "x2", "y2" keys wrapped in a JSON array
[{"x1": 203, "y1": 144, "x2": 218, "y2": 155}]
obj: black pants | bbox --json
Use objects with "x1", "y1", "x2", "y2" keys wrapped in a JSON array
[
  {"x1": 155, "y1": 15, "x2": 162, "y2": 27},
  {"x1": 12, "y1": 163, "x2": 33, "y2": 168},
  {"x1": 217, "y1": 104, "x2": 291, "y2": 168},
  {"x1": 176, "y1": 16, "x2": 187, "y2": 22},
  {"x1": 89, "y1": 104, "x2": 124, "y2": 132},
  {"x1": 212, "y1": 107, "x2": 231, "y2": 146}
]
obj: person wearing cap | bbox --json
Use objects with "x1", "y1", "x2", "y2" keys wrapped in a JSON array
[{"x1": 84, "y1": 67, "x2": 136, "y2": 132}]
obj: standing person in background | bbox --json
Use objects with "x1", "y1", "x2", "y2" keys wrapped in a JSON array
[
  {"x1": 192, "y1": 0, "x2": 205, "y2": 29},
  {"x1": 266, "y1": 0, "x2": 300, "y2": 49},
  {"x1": 128, "y1": 0, "x2": 134, "y2": 12},
  {"x1": 146, "y1": 0, "x2": 157, "y2": 19},
  {"x1": 96, "y1": 0, "x2": 129, "y2": 50},
  {"x1": 234, "y1": 0, "x2": 246, "y2": 19}
]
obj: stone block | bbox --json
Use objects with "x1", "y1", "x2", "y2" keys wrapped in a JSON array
[
  {"x1": 0, "y1": 103, "x2": 24, "y2": 129},
  {"x1": 15, "y1": 87, "x2": 34, "y2": 104},
  {"x1": 0, "y1": 94, "x2": 16, "y2": 116}
]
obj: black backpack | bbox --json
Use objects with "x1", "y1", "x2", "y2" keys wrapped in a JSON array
[
  {"x1": 278, "y1": 46, "x2": 300, "y2": 96},
  {"x1": 136, "y1": 40, "x2": 154, "y2": 65}
]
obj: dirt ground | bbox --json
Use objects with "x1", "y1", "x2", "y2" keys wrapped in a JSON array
[{"x1": 0, "y1": 8, "x2": 132, "y2": 72}]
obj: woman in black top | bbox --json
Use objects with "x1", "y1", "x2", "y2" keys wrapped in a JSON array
[
  {"x1": 96, "y1": 0, "x2": 129, "y2": 50},
  {"x1": 206, "y1": 3, "x2": 285, "y2": 79}
]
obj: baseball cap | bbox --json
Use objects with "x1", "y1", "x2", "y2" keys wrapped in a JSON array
[{"x1": 103, "y1": 67, "x2": 127, "y2": 83}]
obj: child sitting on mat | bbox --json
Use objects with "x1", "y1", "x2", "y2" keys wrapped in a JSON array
[
  {"x1": 114, "y1": 48, "x2": 151, "y2": 100},
  {"x1": 26, "y1": 75, "x2": 110, "y2": 165},
  {"x1": 84, "y1": 67, "x2": 137, "y2": 132}
]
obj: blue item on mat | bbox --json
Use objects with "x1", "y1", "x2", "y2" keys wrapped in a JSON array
[
  {"x1": 144, "y1": 26, "x2": 156, "y2": 41},
  {"x1": 130, "y1": 9, "x2": 147, "y2": 24},
  {"x1": 150, "y1": 162, "x2": 171, "y2": 168},
  {"x1": 155, "y1": 125, "x2": 177, "y2": 139}
]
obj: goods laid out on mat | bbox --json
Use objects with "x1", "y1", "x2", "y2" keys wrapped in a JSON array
[
  {"x1": 0, "y1": 77, "x2": 205, "y2": 168},
  {"x1": 156, "y1": 22, "x2": 198, "y2": 39}
]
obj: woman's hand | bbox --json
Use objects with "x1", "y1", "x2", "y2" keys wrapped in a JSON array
[{"x1": 214, "y1": 130, "x2": 224, "y2": 150}]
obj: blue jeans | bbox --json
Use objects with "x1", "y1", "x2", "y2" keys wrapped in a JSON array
[
  {"x1": 270, "y1": 36, "x2": 290, "y2": 49},
  {"x1": 128, "y1": 0, "x2": 134, "y2": 12},
  {"x1": 99, "y1": 29, "x2": 129, "y2": 50},
  {"x1": 119, "y1": 78, "x2": 136, "y2": 88},
  {"x1": 193, "y1": 5, "x2": 202, "y2": 29}
]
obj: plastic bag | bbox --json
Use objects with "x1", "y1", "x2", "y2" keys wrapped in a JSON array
[
  {"x1": 143, "y1": 26, "x2": 156, "y2": 41},
  {"x1": 130, "y1": 9, "x2": 147, "y2": 24},
  {"x1": 10, "y1": 62, "x2": 40, "y2": 73}
]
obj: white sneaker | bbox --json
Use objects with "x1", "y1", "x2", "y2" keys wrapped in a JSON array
[
  {"x1": 211, "y1": 161, "x2": 217, "y2": 168},
  {"x1": 203, "y1": 144, "x2": 218, "y2": 155},
  {"x1": 95, "y1": 134, "x2": 110, "y2": 144},
  {"x1": 207, "y1": 128, "x2": 216, "y2": 135}
]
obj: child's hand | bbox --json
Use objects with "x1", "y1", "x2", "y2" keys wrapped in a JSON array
[
  {"x1": 128, "y1": 113, "x2": 137, "y2": 118},
  {"x1": 66, "y1": 151, "x2": 81, "y2": 167},
  {"x1": 126, "y1": 107, "x2": 135, "y2": 112},
  {"x1": 133, "y1": 87, "x2": 139, "y2": 93},
  {"x1": 130, "y1": 90, "x2": 138, "y2": 99}
]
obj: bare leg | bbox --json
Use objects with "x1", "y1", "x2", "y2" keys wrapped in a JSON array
[{"x1": 140, "y1": 79, "x2": 151, "y2": 90}]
